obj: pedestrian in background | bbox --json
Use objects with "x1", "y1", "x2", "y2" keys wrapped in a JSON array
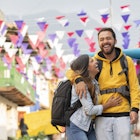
[{"x1": 19, "y1": 118, "x2": 29, "y2": 137}]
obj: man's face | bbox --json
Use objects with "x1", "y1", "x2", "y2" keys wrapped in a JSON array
[{"x1": 98, "y1": 31, "x2": 116, "y2": 55}]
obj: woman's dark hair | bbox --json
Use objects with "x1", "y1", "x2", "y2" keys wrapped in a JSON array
[
  {"x1": 71, "y1": 54, "x2": 95, "y2": 100},
  {"x1": 98, "y1": 27, "x2": 116, "y2": 40},
  {"x1": 71, "y1": 54, "x2": 89, "y2": 77}
]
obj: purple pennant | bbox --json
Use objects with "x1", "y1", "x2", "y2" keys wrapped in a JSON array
[
  {"x1": 37, "y1": 21, "x2": 46, "y2": 31},
  {"x1": 1, "y1": 24, "x2": 7, "y2": 35},
  {"x1": 15, "y1": 20, "x2": 23, "y2": 30},
  {"x1": 133, "y1": 20, "x2": 140, "y2": 27},
  {"x1": 24, "y1": 49, "x2": 33, "y2": 54},
  {"x1": 64, "y1": 21, "x2": 69, "y2": 27},
  {"x1": 101, "y1": 14, "x2": 109, "y2": 19},
  {"x1": 77, "y1": 10, "x2": 87, "y2": 16},
  {"x1": 122, "y1": 14, "x2": 130, "y2": 23},
  {"x1": 73, "y1": 43, "x2": 80, "y2": 56},
  {"x1": 122, "y1": 33, "x2": 130, "y2": 49},
  {"x1": 48, "y1": 33, "x2": 57, "y2": 42},
  {"x1": 75, "y1": 30, "x2": 84, "y2": 37},
  {"x1": 57, "y1": 71, "x2": 65, "y2": 78},
  {"x1": 16, "y1": 33, "x2": 24, "y2": 47},
  {"x1": 35, "y1": 55, "x2": 42, "y2": 63},
  {"x1": 21, "y1": 43, "x2": 28, "y2": 50},
  {"x1": 45, "y1": 58, "x2": 52, "y2": 71},
  {"x1": 67, "y1": 38, "x2": 76, "y2": 47},
  {"x1": 121, "y1": 32, "x2": 128, "y2": 37},
  {"x1": 21, "y1": 42, "x2": 33, "y2": 54}
]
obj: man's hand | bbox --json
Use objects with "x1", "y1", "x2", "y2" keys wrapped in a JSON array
[
  {"x1": 74, "y1": 81, "x2": 87, "y2": 98},
  {"x1": 133, "y1": 129, "x2": 140, "y2": 137},
  {"x1": 130, "y1": 111, "x2": 138, "y2": 124}
]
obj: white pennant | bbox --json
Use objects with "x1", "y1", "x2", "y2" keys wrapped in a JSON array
[
  {"x1": 85, "y1": 30, "x2": 94, "y2": 38},
  {"x1": 0, "y1": 36, "x2": 6, "y2": 46},
  {"x1": 56, "y1": 31, "x2": 65, "y2": 40},
  {"x1": 20, "y1": 54, "x2": 30, "y2": 65},
  {"x1": 3, "y1": 42, "x2": 12, "y2": 52},
  {"x1": 28, "y1": 35, "x2": 38, "y2": 45},
  {"x1": 7, "y1": 48, "x2": 18, "y2": 57}
]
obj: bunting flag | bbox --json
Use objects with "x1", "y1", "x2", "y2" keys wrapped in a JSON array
[
  {"x1": 3, "y1": 42, "x2": 12, "y2": 52},
  {"x1": 56, "y1": 16, "x2": 69, "y2": 27},
  {"x1": 8, "y1": 34, "x2": 19, "y2": 45},
  {"x1": 101, "y1": 14, "x2": 109, "y2": 24},
  {"x1": 38, "y1": 49, "x2": 48, "y2": 58},
  {"x1": 72, "y1": 43, "x2": 80, "y2": 56},
  {"x1": 48, "y1": 33, "x2": 57, "y2": 42},
  {"x1": 124, "y1": 25, "x2": 131, "y2": 30},
  {"x1": 4, "y1": 53, "x2": 14, "y2": 64},
  {"x1": 49, "y1": 54, "x2": 58, "y2": 63},
  {"x1": 75, "y1": 30, "x2": 84, "y2": 37},
  {"x1": 85, "y1": 30, "x2": 94, "y2": 38},
  {"x1": 67, "y1": 32, "x2": 74, "y2": 37},
  {"x1": 16, "y1": 56, "x2": 26, "y2": 71},
  {"x1": 0, "y1": 36, "x2": 6, "y2": 46},
  {"x1": 95, "y1": 27, "x2": 102, "y2": 32},
  {"x1": 7, "y1": 48, "x2": 18, "y2": 58},
  {"x1": 120, "y1": 5, "x2": 130, "y2": 12},
  {"x1": 20, "y1": 54, "x2": 30, "y2": 65},
  {"x1": 133, "y1": 20, "x2": 140, "y2": 27},
  {"x1": 122, "y1": 14, "x2": 130, "y2": 23},
  {"x1": 15, "y1": 20, "x2": 24, "y2": 30},
  {"x1": 122, "y1": 32, "x2": 130, "y2": 49},
  {"x1": 89, "y1": 42, "x2": 96, "y2": 52},
  {"x1": 0, "y1": 23, "x2": 7, "y2": 36},
  {"x1": 98, "y1": 8, "x2": 109, "y2": 14},
  {"x1": 77, "y1": 10, "x2": 87, "y2": 16},
  {"x1": 28, "y1": 35, "x2": 38, "y2": 50},
  {"x1": 55, "y1": 31, "x2": 65, "y2": 40},
  {"x1": 37, "y1": 21, "x2": 48, "y2": 31},
  {"x1": 21, "y1": 43, "x2": 33, "y2": 54},
  {"x1": 20, "y1": 24, "x2": 28, "y2": 37},
  {"x1": 79, "y1": 16, "x2": 89, "y2": 26},
  {"x1": 16, "y1": 32, "x2": 24, "y2": 47},
  {"x1": 67, "y1": 38, "x2": 76, "y2": 48}
]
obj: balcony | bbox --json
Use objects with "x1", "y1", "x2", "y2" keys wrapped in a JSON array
[{"x1": 0, "y1": 60, "x2": 35, "y2": 106}]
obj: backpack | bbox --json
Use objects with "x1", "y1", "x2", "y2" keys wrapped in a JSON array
[
  {"x1": 95, "y1": 54, "x2": 130, "y2": 103},
  {"x1": 51, "y1": 80, "x2": 82, "y2": 132}
]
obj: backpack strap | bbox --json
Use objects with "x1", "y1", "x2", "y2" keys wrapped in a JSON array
[
  {"x1": 118, "y1": 54, "x2": 129, "y2": 85},
  {"x1": 95, "y1": 59, "x2": 103, "y2": 81}
]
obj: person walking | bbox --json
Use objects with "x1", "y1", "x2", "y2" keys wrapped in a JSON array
[
  {"x1": 66, "y1": 54, "x2": 122, "y2": 140},
  {"x1": 19, "y1": 118, "x2": 29, "y2": 137},
  {"x1": 66, "y1": 27, "x2": 140, "y2": 140}
]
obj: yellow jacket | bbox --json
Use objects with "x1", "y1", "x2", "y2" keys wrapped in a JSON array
[{"x1": 66, "y1": 47, "x2": 140, "y2": 115}]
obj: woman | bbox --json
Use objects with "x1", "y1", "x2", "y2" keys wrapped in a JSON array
[{"x1": 66, "y1": 54, "x2": 122, "y2": 140}]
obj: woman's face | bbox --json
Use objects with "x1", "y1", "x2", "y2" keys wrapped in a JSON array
[{"x1": 88, "y1": 57, "x2": 99, "y2": 77}]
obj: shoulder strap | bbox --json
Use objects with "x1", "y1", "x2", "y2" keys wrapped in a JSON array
[
  {"x1": 95, "y1": 59, "x2": 103, "y2": 81},
  {"x1": 119, "y1": 54, "x2": 129, "y2": 85}
]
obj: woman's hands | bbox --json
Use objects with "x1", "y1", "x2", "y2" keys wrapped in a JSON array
[{"x1": 103, "y1": 95, "x2": 122, "y2": 110}]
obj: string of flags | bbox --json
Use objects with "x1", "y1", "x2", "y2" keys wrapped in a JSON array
[{"x1": 0, "y1": 4, "x2": 140, "y2": 87}]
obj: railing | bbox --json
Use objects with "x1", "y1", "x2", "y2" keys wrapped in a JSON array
[{"x1": 0, "y1": 60, "x2": 35, "y2": 103}]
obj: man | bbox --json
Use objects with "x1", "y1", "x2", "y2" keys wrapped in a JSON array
[{"x1": 66, "y1": 27, "x2": 140, "y2": 140}]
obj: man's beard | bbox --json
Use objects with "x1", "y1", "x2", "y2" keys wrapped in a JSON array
[{"x1": 102, "y1": 44, "x2": 115, "y2": 55}]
